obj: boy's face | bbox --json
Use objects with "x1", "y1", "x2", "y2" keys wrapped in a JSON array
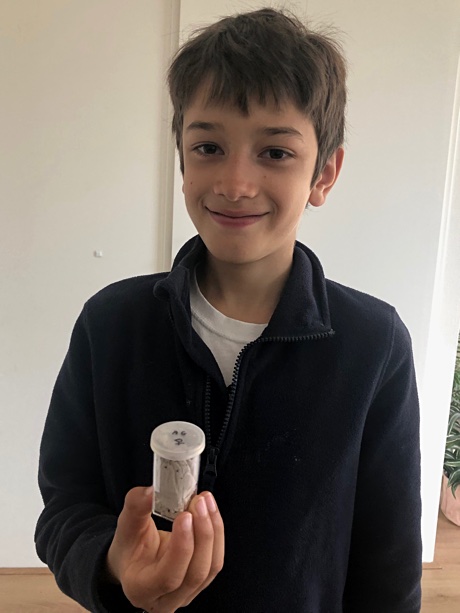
[{"x1": 182, "y1": 85, "x2": 342, "y2": 272}]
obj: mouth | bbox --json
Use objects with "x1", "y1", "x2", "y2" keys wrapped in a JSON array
[{"x1": 206, "y1": 208, "x2": 268, "y2": 228}]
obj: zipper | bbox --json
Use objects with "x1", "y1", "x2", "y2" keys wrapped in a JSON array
[{"x1": 201, "y1": 329, "x2": 335, "y2": 491}]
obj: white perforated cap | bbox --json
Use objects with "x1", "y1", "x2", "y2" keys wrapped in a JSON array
[{"x1": 150, "y1": 421, "x2": 206, "y2": 461}]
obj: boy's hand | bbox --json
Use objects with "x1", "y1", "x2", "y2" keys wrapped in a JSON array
[{"x1": 105, "y1": 486, "x2": 224, "y2": 613}]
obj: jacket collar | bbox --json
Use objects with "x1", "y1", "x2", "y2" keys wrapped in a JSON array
[{"x1": 153, "y1": 235, "x2": 332, "y2": 339}]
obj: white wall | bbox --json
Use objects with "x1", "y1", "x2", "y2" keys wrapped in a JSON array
[
  {"x1": 0, "y1": 0, "x2": 177, "y2": 566},
  {"x1": 302, "y1": 0, "x2": 460, "y2": 561},
  {"x1": 172, "y1": 0, "x2": 460, "y2": 561}
]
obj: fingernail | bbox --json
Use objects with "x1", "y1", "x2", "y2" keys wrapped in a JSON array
[
  {"x1": 144, "y1": 486, "x2": 153, "y2": 496},
  {"x1": 182, "y1": 513, "x2": 192, "y2": 531},
  {"x1": 205, "y1": 494, "x2": 217, "y2": 513},
  {"x1": 196, "y1": 496, "x2": 208, "y2": 517}
]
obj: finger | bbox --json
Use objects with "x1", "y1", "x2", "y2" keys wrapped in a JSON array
[
  {"x1": 117, "y1": 486, "x2": 156, "y2": 544},
  {"x1": 180, "y1": 494, "x2": 215, "y2": 590},
  {"x1": 106, "y1": 486, "x2": 156, "y2": 584},
  {"x1": 154, "y1": 494, "x2": 214, "y2": 611},
  {"x1": 202, "y1": 492, "x2": 225, "y2": 578},
  {"x1": 182, "y1": 492, "x2": 224, "y2": 605},
  {"x1": 154, "y1": 511, "x2": 195, "y2": 597}
]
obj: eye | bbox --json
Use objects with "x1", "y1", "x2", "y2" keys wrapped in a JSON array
[
  {"x1": 193, "y1": 143, "x2": 223, "y2": 156},
  {"x1": 261, "y1": 148, "x2": 292, "y2": 160}
]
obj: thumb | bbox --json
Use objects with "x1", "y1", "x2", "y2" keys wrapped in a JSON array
[
  {"x1": 117, "y1": 486, "x2": 155, "y2": 539},
  {"x1": 106, "y1": 486, "x2": 156, "y2": 584}
]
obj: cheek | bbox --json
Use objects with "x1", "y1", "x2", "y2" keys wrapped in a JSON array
[
  {"x1": 182, "y1": 179, "x2": 193, "y2": 197},
  {"x1": 184, "y1": 173, "x2": 208, "y2": 200},
  {"x1": 182, "y1": 181, "x2": 202, "y2": 213},
  {"x1": 278, "y1": 184, "x2": 309, "y2": 215}
]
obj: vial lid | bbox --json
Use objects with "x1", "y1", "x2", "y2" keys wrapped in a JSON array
[{"x1": 150, "y1": 421, "x2": 206, "y2": 461}]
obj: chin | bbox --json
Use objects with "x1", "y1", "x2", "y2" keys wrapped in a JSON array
[{"x1": 206, "y1": 245, "x2": 260, "y2": 267}]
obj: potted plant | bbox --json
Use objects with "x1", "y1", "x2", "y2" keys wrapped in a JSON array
[{"x1": 440, "y1": 335, "x2": 460, "y2": 525}]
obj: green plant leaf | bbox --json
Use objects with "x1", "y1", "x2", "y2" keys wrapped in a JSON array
[
  {"x1": 446, "y1": 434, "x2": 460, "y2": 446},
  {"x1": 447, "y1": 411, "x2": 460, "y2": 436},
  {"x1": 445, "y1": 334, "x2": 460, "y2": 475},
  {"x1": 453, "y1": 371, "x2": 460, "y2": 386}
]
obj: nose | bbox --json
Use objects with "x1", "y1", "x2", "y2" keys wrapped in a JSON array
[{"x1": 213, "y1": 155, "x2": 258, "y2": 201}]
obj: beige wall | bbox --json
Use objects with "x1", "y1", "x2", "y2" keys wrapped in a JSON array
[{"x1": 0, "y1": 0, "x2": 177, "y2": 565}]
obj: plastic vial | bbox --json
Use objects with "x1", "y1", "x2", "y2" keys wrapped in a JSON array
[{"x1": 150, "y1": 421, "x2": 206, "y2": 521}]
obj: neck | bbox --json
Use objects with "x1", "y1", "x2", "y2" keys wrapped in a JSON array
[{"x1": 197, "y1": 253, "x2": 293, "y2": 324}]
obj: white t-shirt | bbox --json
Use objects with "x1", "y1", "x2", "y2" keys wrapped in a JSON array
[{"x1": 190, "y1": 270, "x2": 268, "y2": 386}]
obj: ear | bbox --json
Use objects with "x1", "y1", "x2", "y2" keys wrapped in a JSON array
[
  {"x1": 308, "y1": 147, "x2": 344, "y2": 208},
  {"x1": 181, "y1": 152, "x2": 185, "y2": 194}
]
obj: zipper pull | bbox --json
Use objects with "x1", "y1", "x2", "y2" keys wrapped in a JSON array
[{"x1": 201, "y1": 446, "x2": 219, "y2": 492}]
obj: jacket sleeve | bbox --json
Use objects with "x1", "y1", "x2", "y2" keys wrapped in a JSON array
[
  {"x1": 35, "y1": 306, "x2": 139, "y2": 613},
  {"x1": 343, "y1": 309, "x2": 422, "y2": 613}
]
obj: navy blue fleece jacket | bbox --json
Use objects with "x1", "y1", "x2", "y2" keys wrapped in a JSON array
[{"x1": 35, "y1": 237, "x2": 422, "y2": 612}]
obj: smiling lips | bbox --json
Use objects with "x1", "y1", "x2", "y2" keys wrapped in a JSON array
[{"x1": 207, "y1": 207, "x2": 268, "y2": 227}]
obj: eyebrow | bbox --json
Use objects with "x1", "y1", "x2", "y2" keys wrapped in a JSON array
[
  {"x1": 185, "y1": 121, "x2": 304, "y2": 140},
  {"x1": 186, "y1": 121, "x2": 221, "y2": 132},
  {"x1": 262, "y1": 126, "x2": 304, "y2": 140}
]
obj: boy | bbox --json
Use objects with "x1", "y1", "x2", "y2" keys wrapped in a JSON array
[{"x1": 35, "y1": 8, "x2": 422, "y2": 613}]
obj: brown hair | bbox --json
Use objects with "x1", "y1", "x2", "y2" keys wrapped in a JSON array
[{"x1": 168, "y1": 7, "x2": 347, "y2": 184}]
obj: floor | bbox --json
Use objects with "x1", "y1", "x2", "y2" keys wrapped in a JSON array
[
  {"x1": 420, "y1": 512, "x2": 460, "y2": 612},
  {"x1": 1, "y1": 512, "x2": 458, "y2": 612}
]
